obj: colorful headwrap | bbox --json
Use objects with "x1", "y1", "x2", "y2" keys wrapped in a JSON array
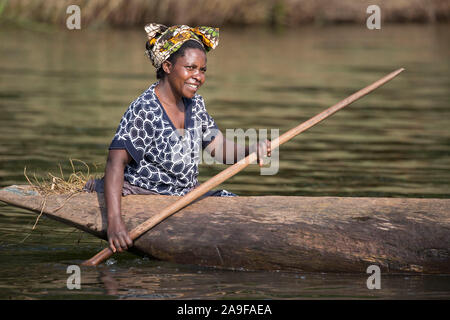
[{"x1": 144, "y1": 23, "x2": 219, "y2": 69}]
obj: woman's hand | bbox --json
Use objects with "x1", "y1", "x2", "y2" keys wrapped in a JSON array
[
  {"x1": 253, "y1": 139, "x2": 271, "y2": 167},
  {"x1": 107, "y1": 216, "x2": 133, "y2": 253}
]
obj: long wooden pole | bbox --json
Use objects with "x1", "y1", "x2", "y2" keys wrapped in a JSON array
[{"x1": 82, "y1": 68, "x2": 404, "y2": 266}]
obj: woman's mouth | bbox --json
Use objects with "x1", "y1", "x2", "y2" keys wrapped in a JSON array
[{"x1": 186, "y1": 83, "x2": 199, "y2": 90}]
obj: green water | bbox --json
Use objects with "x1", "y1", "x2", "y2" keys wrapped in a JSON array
[{"x1": 0, "y1": 24, "x2": 449, "y2": 299}]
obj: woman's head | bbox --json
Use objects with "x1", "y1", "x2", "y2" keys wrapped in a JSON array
[
  {"x1": 144, "y1": 24, "x2": 218, "y2": 71},
  {"x1": 149, "y1": 40, "x2": 206, "y2": 80},
  {"x1": 144, "y1": 24, "x2": 218, "y2": 99},
  {"x1": 157, "y1": 41, "x2": 207, "y2": 99}
]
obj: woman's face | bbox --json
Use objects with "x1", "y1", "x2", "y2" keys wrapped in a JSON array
[{"x1": 163, "y1": 48, "x2": 207, "y2": 99}]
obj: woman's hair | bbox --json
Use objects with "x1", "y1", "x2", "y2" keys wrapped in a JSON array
[{"x1": 146, "y1": 40, "x2": 206, "y2": 79}]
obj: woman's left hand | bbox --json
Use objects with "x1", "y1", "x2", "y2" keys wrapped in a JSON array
[{"x1": 254, "y1": 139, "x2": 271, "y2": 167}]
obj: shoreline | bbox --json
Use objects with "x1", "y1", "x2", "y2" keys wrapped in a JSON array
[{"x1": 1, "y1": 0, "x2": 449, "y2": 28}]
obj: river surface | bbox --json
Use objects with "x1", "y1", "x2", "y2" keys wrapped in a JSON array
[{"x1": 0, "y1": 24, "x2": 449, "y2": 299}]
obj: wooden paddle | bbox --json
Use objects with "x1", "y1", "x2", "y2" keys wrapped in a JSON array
[{"x1": 82, "y1": 68, "x2": 404, "y2": 266}]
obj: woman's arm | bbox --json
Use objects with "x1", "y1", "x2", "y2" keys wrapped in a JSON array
[
  {"x1": 104, "y1": 149, "x2": 133, "y2": 253},
  {"x1": 205, "y1": 131, "x2": 271, "y2": 166}
]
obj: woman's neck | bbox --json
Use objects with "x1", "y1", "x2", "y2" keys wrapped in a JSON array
[{"x1": 156, "y1": 79, "x2": 183, "y2": 111}]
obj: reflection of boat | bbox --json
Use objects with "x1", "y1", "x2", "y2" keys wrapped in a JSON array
[{"x1": 1, "y1": 185, "x2": 449, "y2": 273}]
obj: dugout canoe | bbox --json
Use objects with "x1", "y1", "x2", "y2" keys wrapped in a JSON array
[{"x1": 1, "y1": 185, "x2": 449, "y2": 273}]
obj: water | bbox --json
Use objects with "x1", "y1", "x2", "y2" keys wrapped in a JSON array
[{"x1": 0, "y1": 24, "x2": 449, "y2": 299}]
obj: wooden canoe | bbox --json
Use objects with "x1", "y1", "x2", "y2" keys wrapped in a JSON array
[{"x1": 1, "y1": 185, "x2": 449, "y2": 273}]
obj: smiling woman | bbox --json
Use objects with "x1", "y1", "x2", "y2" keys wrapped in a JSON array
[{"x1": 83, "y1": 24, "x2": 271, "y2": 254}]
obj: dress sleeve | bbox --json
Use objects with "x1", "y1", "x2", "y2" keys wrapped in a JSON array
[
  {"x1": 109, "y1": 102, "x2": 148, "y2": 164},
  {"x1": 197, "y1": 96, "x2": 220, "y2": 149}
]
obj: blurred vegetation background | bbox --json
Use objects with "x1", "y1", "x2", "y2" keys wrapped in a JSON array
[{"x1": 1, "y1": 0, "x2": 449, "y2": 29}]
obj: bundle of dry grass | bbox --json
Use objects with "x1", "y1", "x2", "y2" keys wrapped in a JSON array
[
  {"x1": 24, "y1": 159, "x2": 101, "y2": 196},
  {"x1": 21, "y1": 159, "x2": 102, "y2": 235}
]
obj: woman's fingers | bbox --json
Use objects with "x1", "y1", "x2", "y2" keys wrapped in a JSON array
[
  {"x1": 118, "y1": 236, "x2": 128, "y2": 252},
  {"x1": 114, "y1": 238, "x2": 123, "y2": 252},
  {"x1": 109, "y1": 238, "x2": 117, "y2": 253},
  {"x1": 118, "y1": 233, "x2": 132, "y2": 251},
  {"x1": 257, "y1": 140, "x2": 271, "y2": 167},
  {"x1": 125, "y1": 234, "x2": 133, "y2": 248},
  {"x1": 257, "y1": 142, "x2": 264, "y2": 166},
  {"x1": 109, "y1": 233, "x2": 133, "y2": 253}
]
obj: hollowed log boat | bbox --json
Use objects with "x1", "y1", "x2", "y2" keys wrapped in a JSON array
[{"x1": 1, "y1": 185, "x2": 449, "y2": 273}]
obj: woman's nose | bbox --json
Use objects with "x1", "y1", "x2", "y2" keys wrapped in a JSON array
[{"x1": 192, "y1": 71, "x2": 204, "y2": 82}]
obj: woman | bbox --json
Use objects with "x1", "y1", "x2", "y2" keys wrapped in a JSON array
[{"x1": 85, "y1": 24, "x2": 271, "y2": 253}]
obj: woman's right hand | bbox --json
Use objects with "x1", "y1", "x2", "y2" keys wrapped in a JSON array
[{"x1": 107, "y1": 216, "x2": 133, "y2": 253}]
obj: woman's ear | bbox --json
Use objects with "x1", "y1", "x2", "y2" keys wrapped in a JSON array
[{"x1": 162, "y1": 61, "x2": 172, "y2": 75}]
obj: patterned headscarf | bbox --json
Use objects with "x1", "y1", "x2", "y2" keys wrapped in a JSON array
[{"x1": 144, "y1": 23, "x2": 219, "y2": 69}]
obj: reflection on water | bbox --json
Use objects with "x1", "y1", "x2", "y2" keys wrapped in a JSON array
[{"x1": 0, "y1": 24, "x2": 449, "y2": 299}]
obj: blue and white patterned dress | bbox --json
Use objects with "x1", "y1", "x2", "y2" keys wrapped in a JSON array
[{"x1": 109, "y1": 82, "x2": 235, "y2": 197}]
